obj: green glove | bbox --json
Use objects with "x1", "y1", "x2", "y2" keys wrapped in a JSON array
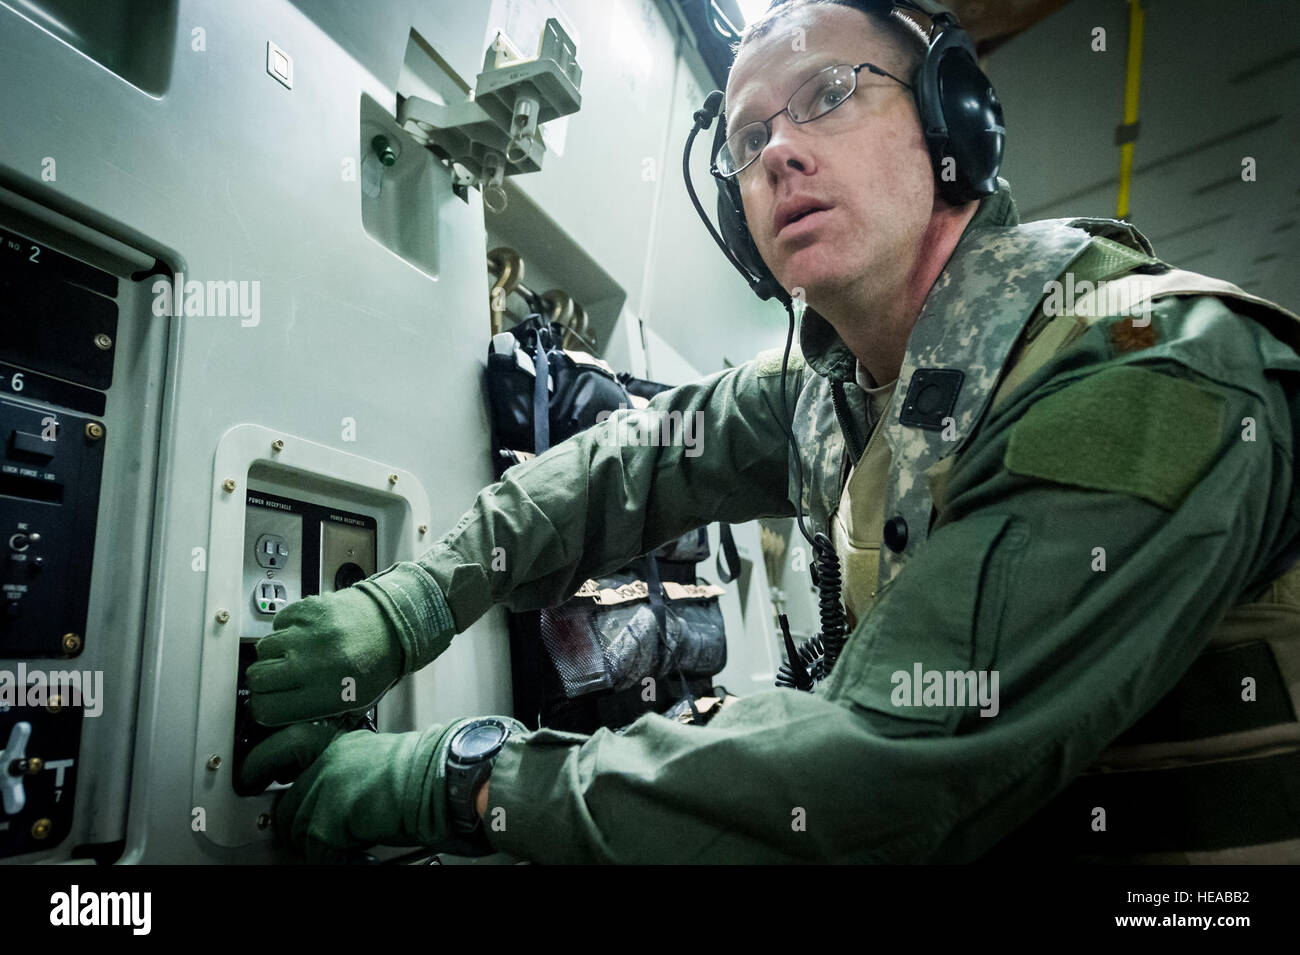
[
  {"x1": 246, "y1": 562, "x2": 457, "y2": 726},
  {"x1": 239, "y1": 719, "x2": 473, "y2": 864}
]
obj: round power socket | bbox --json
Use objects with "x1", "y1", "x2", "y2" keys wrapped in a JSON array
[{"x1": 334, "y1": 562, "x2": 366, "y2": 590}]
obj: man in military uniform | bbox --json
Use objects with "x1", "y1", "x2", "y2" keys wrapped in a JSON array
[{"x1": 239, "y1": 0, "x2": 1300, "y2": 862}]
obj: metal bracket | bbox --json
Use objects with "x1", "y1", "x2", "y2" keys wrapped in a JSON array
[{"x1": 398, "y1": 18, "x2": 582, "y2": 213}]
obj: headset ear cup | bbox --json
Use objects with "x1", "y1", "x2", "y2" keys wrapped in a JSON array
[
  {"x1": 934, "y1": 48, "x2": 1004, "y2": 201},
  {"x1": 915, "y1": 24, "x2": 1003, "y2": 204},
  {"x1": 707, "y1": 111, "x2": 785, "y2": 303},
  {"x1": 715, "y1": 175, "x2": 787, "y2": 303}
]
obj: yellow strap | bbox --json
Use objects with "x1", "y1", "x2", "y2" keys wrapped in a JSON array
[{"x1": 1116, "y1": 0, "x2": 1145, "y2": 219}]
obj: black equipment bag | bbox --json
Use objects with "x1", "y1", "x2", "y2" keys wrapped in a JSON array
[{"x1": 485, "y1": 315, "x2": 741, "y2": 731}]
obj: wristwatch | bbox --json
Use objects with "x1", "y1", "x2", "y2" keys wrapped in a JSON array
[{"x1": 445, "y1": 716, "x2": 525, "y2": 845}]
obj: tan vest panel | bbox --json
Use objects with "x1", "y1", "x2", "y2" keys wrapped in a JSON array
[{"x1": 831, "y1": 392, "x2": 894, "y2": 631}]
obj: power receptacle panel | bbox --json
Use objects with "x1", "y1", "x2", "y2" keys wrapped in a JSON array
[{"x1": 233, "y1": 490, "x2": 379, "y2": 796}]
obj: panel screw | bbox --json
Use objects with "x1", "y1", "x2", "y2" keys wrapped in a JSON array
[
  {"x1": 46, "y1": 696, "x2": 62, "y2": 714},
  {"x1": 85, "y1": 422, "x2": 105, "y2": 440},
  {"x1": 31, "y1": 818, "x2": 52, "y2": 839},
  {"x1": 257, "y1": 812, "x2": 271, "y2": 830},
  {"x1": 206, "y1": 755, "x2": 222, "y2": 771},
  {"x1": 272, "y1": 439, "x2": 285, "y2": 452},
  {"x1": 61, "y1": 632, "x2": 81, "y2": 655},
  {"x1": 215, "y1": 609, "x2": 230, "y2": 624},
  {"x1": 222, "y1": 479, "x2": 237, "y2": 493},
  {"x1": 371, "y1": 135, "x2": 397, "y2": 166},
  {"x1": 93, "y1": 333, "x2": 113, "y2": 351},
  {"x1": 17, "y1": 757, "x2": 43, "y2": 775},
  {"x1": 388, "y1": 473, "x2": 399, "y2": 485},
  {"x1": 418, "y1": 524, "x2": 428, "y2": 535}
]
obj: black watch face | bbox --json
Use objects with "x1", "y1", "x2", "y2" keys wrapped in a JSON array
[{"x1": 456, "y1": 722, "x2": 507, "y2": 760}]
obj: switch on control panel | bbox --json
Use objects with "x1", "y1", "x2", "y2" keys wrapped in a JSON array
[
  {"x1": 9, "y1": 429, "x2": 56, "y2": 461},
  {"x1": 1, "y1": 690, "x2": 83, "y2": 857},
  {"x1": 0, "y1": 400, "x2": 105, "y2": 658},
  {"x1": 9, "y1": 530, "x2": 39, "y2": 551},
  {"x1": 2, "y1": 722, "x2": 33, "y2": 815}
]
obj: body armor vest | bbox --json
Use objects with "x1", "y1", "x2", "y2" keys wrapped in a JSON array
[{"x1": 816, "y1": 219, "x2": 1300, "y2": 862}]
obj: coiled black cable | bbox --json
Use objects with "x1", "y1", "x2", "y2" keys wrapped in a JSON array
[
  {"x1": 777, "y1": 298, "x2": 847, "y2": 687},
  {"x1": 811, "y1": 532, "x2": 846, "y2": 670}
]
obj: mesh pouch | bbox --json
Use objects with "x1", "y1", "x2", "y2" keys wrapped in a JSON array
[{"x1": 539, "y1": 570, "x2": 727, "y2": 699}]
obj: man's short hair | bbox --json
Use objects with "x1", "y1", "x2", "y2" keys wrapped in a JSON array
[{"x1": 734, "y1": 1, "x2": 930, "y2": 82}]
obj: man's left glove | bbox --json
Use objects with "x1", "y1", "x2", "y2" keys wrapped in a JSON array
[{"x1": 239, "y1": 718, "x2": 513, "y2": 863}]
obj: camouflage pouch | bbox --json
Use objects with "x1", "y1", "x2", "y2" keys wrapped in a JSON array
[{"x1": 539, "y1": 568, "x2": 728, "y2": 700}]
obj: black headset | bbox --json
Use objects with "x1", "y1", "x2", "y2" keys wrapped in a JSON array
[{"x1": 685, "y1": 0, "x2": 1005, "y2": 306}]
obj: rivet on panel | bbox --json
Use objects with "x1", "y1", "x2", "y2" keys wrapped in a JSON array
[{"x1": 371, "y1": 135, "x2": 397, "y2": 167}]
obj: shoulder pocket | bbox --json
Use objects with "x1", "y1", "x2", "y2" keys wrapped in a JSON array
[{"x1": 1005, "y1": 366, "x2": 1224, "y2": 510}]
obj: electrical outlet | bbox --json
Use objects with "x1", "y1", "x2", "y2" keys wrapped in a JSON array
[
  {"x1": 241, "y1": 494, "x2": 303, "y2": 639},
  {"x1": 253, "y1": 533, "x2": 290, "y2": 570},
  {"x1": 320, "y1": 517, "x2": 376, "y2": 593},
  {"x1": 252, "y1": 579, "x2": 289, "y2": 614}
]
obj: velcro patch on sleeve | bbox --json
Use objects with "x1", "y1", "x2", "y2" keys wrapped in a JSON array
[{"x1": 1005, "y1": 365, "x2": 1225, "y2": 510}]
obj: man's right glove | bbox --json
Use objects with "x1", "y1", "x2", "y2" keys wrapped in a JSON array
[
  {"x1": 239, "y1": 716, "x2": 523, "y2": 864},
  {"x1": 246, "y1": 561, "x2": 456, "y2": 726}
]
